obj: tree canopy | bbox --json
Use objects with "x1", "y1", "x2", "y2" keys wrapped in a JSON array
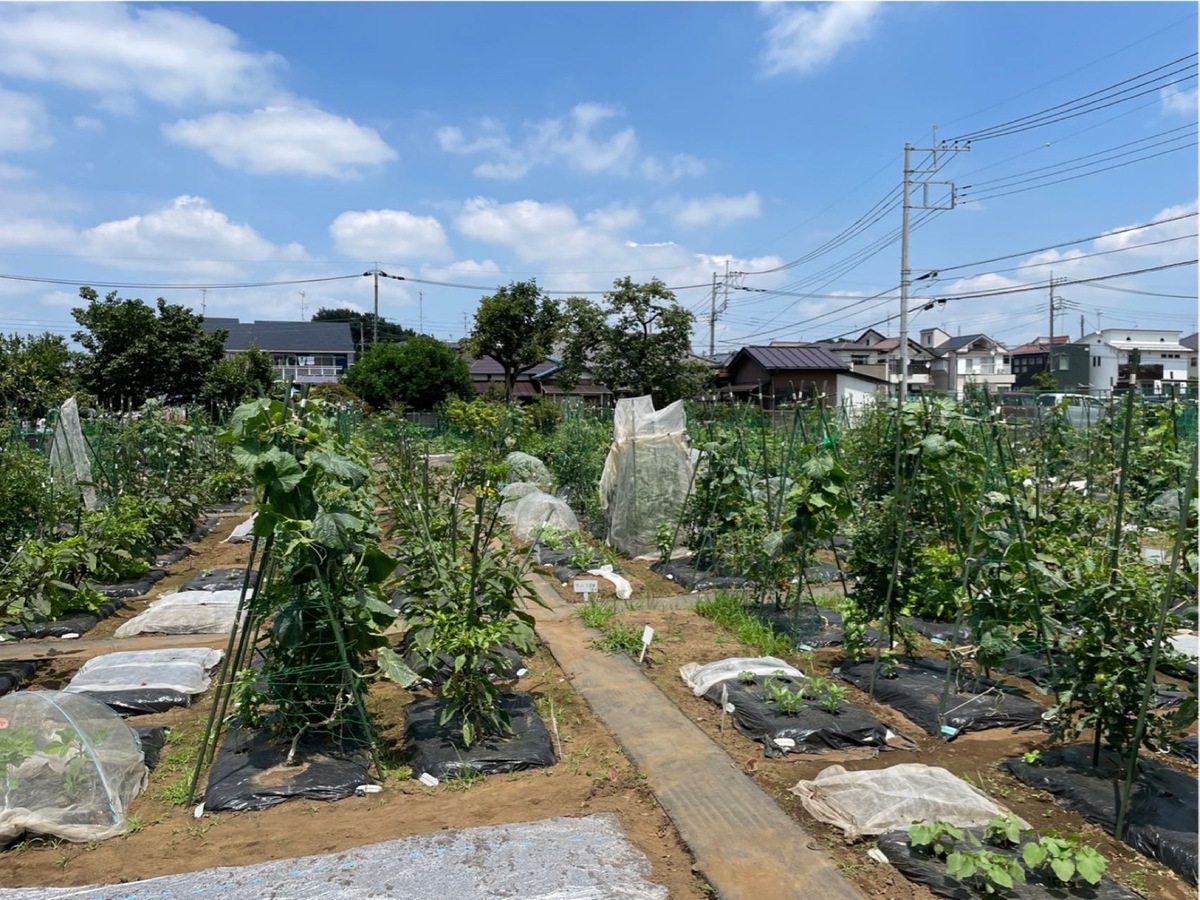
[
  {"x1": 340, "y1": 335, "x2": 471, "y2": 411},
  {"x1": 312, "y1": 307, "x2": 414, "y2": 355},
  {"x1": 464, "y1": 280, "x2": 560, "y2": 403},
  {"x1": 198, "y1": 345, "x2": 276, "y2": 417},
  {"x1": 0, "y1": 332, "x2": 76, "y2": 421},
  {"x1": 72, "y1": 287, "x2": 227, "y2": 410},
  {"x1": 558, "y1": 277, "x2": 710, "y2": 406}
]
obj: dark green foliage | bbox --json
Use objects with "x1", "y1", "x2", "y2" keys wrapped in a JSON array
[
  {"x1": 199, "y1": 345, "x2": 275, "y2": 418},
  {"x1": 341, "y1": 336, "x2": 471, "y2": 411},
  {"x1": 464, "y1": 280, "x2": 560, "y2": 403},
  {"x1": 557, "y1": 277, "x2": 710, "y2": 406},
  {"x1": 72, "y1": 287, "x2": 226, "y2": 410},
  {"x1": 0, "y1": 332, "x2": 76, "y2": 421}
]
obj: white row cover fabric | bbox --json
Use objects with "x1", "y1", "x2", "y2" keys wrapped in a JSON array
[
  {"x1": 789, "y1": 763, "x2": 1025, "y2": 839},
  {"x1": 599, "y1": 396, "x2": 692, "y2": 558},
  {"x1": 114, "y1": 590, "x2": 248, "y2": 638},
  {"x1": 0, "y1": 691, "x2": 146, "y2": 843},
  {"x1": 223, "y1": 513, "x2": 257, "y2": 544},
  {"x1": 500, "y1": 481, "x2": 541, "y2": 505},
  {"x1": 506, "y1": 490, "x2": 579, "y2": 542},
  {"x1": 679, "y1": 657, "x2": 803, "y2": 697},
  {"x1": 65, "y1": 648, "x2": 224, "y2": 696},
  {"x1": 586, "y1": 565, "x2": 632, "y2": 601},
  {"x1": 505, "y1": 451, "x2": 551, "y2": 485}
]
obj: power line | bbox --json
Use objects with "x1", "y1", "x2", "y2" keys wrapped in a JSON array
[{"x1": 0, "y1": 273, "x2": 363, "y2": 290}]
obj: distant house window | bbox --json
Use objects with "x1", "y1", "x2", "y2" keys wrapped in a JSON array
[
  {"x1": 850, "y1": 354, "x2": 869, "y2": 365},
  {"x1": 1002, "y1": 355, "x2": 1010, "y2": 364},
  {"x1": 1092, "y1": 356, "x2": 1101, "y2": 367}
]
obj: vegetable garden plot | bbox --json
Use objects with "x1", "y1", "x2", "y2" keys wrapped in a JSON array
[
  {"x1": 2, "y1": 610, "x2": 101, "y2": 640},
  {"x1": 902, "y1": 617, "x2": 972, "y2": 645},
  {"x1": 505, "y1": 490, "x2": 579, "y2": 541},
  {"x1": 64, "y1": 648, "x2": 223, "y2": 716},
  {"x1": 405, "y1": 692, "x2": 556, "y2": 780},
  {"x1": 1001, "y1": 744, "x2": 1199, "y2": 886},
  {"x1": 837, "y1": 658, "x2": 1046, "y2": 738},
  {"x1": 92, "y1": 568, "x2": 167, "y2": 600},
  {"x1": 0, "y1": 661, "x2": 36, "y2": 697},
  {"x1": 180, "y1": 567, "x2": 256, "y2": 593},
  {"x1": 876, "y1": 828, "x2": 1140, "y2": 900},
  {"x1": 789, "y1": 764, "x2": 1020, "y2": 838},
  {"x1": 0, "y1": 691, "x2": 146, "y2": 844},
  {"x1": 202, "y1": 728, "x2": 372, "y2": 812},
  {"x1": 678, "y1": 661, "x2": 907, "y2": 755},
  {"x1": 754, "y1": 605, "x2": 882, "y2": 648},
  {"x1": 649, "y1": 559, "x2": 750, "y2": 592},
  {"x1": 113, "y1": 589, "x2": 247, "y2": 637}
]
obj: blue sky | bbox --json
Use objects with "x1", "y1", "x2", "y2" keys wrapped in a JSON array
[{"x1": 0, "y1": 1, "x2": 1195, "y2": 354}]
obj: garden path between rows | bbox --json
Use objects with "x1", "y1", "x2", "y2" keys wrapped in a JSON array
[{"x1": 526, "y1": 573, "x2": 864, "y2": 900}]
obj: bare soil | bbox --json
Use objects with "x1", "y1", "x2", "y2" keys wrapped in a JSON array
[{"x1": 3, "y1": 513, "x2": 708, "y2": 898}]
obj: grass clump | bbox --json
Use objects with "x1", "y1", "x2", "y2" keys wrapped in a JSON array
[{"x1": 694, "y1": 591, "x2": 792, "y2": 657}]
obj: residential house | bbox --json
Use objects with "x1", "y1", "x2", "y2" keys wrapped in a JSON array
[
  {"x1": 1009, "y1": 335, "x2": 1088, "y2": 390},
  {"x1": 1181, "y1": 332, "x2": 1198, "y2": 389},
  {"x1": 466, "y1": 355, "x2": 613, "y2": 407},
  {"x1": 809, "y1": 327, "x2": 936, "y2": 390},
  {"x1": 921, "y1": 328, "x2": 1013, "y2": 396},
  {"x1": 721, "y1": 344, "x2": 889, "y2": 409},
  {"x1": 201, "y1": 318, "x2": 355, "y2": 384},
  {"x1": 1078, "y1": 328, "x2": 1194, "y2": 394}
]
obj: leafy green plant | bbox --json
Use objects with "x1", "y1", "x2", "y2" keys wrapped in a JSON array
[
  {"x1": 1021, "y1": 833, "x2": 1106, "y2": 886},
  {"x1": 1021, "y1": 749, "x2": 1043, "y2": 766},
  {"x1": 579, "y1": 599, "x2": 616, "y2": 629},
  {"x1": 820, "y1": 683, "x2": 847, "y2": 715},
  {"x1": 737, "y1": 670, "x2": 756, "y2": 684},
  {"x1": 595, "y1": 621, "x2": 645, "y2": 655}
]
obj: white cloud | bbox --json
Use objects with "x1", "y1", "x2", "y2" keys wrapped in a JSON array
[
  {"x1": 0, "y1": 87, "x2": 51, "y2": 152},
  {"x1": 439, "y1": 102, "x2": 638, "y2": 179},
  {"x1": 759, "y1": 2, "x2": 880, "y2": 77},
  {"x1": 163, "y1": 106, "x2": 397, "y2": 177},
  {"x1": 0, "y1": 216, "x2": 74, "y2": 249},
  {"x1": 659, "y1": 192, "x2": 762, "y2": 229},
  {"x1": 1095, "y1": 202, "x2": 1197, "y2": 261},
  {"x1": 330, "y1": 209, "x2": 452, "y2": 262},
  {"x1": 0, "y1": 161, "x2": 31, "y2": 181},
  {"x1": 454, "y1": 196, "x2": 785, "y2": 298},
  {"x1": 0, "y1": 3, "x2": 281, "y2": 106},
  {"x1": 1161, "y1": 82, "x2": 1199, "y2": 117},
  {"x1": 640, "y1": 153, "x2": 707, "y2": 183},
  {"x1": 78, "y1": 195, "x2": 307, "y2": 275},
  {"x1": 72, "y1": 115, "x2": 103, "y2": 132}
]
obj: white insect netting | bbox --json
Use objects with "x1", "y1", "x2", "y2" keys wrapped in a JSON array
[
  {"x1": 788, "y1": 763, "x2": 1025, "y2": 839},
  {"x1": 64, "y1": 649, "x2": 224, "y2": 696},
  {"x1": 48, "y1": 397, "x2": 99, "y2": 511},
  {"x1": 505, "y1": 452, "x2": 551, "y2": 485},
  {"x1": 0, "y1": 691, "x2": 147, "y2": 843},
  {"x1": 113, "y1": 590, "x2": 249, "y2": 638},
  {"x1": 678, "y1": 657, "x2": 804, "y2": 697},
  {"x1": 506, "y1": 491, "x2": 579, "y2": 541},
  {"x1": 500, "y1": 481, "x2": 541, "y2": 507},
  {"x1": 598, "y1": 396, "x2": 692, "y2": 558}
]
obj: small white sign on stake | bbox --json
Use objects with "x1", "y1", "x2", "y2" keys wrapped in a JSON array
[
  {"x1": 573, "y1": 579, "x2": 599, "y2": 602},
  {"x1": 638, "y1": 625, "x2": 654, "y2": 664}
]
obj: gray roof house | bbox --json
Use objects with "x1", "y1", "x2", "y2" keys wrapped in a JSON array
[
  {"x1": 721, "y1": 345, "x2": 889, "y2": 409},
  {"x1": 201, "y1": 318, "x2": 355, "y2": 384}
]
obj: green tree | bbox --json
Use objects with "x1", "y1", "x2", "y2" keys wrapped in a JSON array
[
  {"x1": 1030, "y1": 370, "x2": 1056, "y2": 391},
  {"x1": 312, "y1": 307, "x2": 414, "y2": 355},
  {"x1": 341, "y1": 335, "x2": 471, "y2": 410},
  {"x1": 72, "y1": 287, "x2": 227, "y2": 410},
  {"x1": 199, "y1": 345, "x2": 276, "y2": 417},
  {"x1": 558, "y1": 277, "x2": 710, "y2": 406},
  {"x1": 464, "y1": 280, "x2": 560, "y2": 403},
  {"x1": 0, "y1": 332, "x2": 76, "y2": 421}
]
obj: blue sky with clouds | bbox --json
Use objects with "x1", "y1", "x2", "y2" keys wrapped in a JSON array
[{"x1": 0, "y1": 1, "x2": 1195, "y2": 353}]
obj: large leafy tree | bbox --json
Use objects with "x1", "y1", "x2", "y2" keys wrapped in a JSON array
[
  {"x1": 0, "y1": 332, "x2": 76, "y2": 421},
  {"x1": 199, "y1": 345, "x2": 276, "y2": 417},
  {"x1": 72, "y1": 287, "x2": 227, "y2": 410},
  {"x1": 464, "y1": 280, "x2": 560, "y2": 403},
  {"x1": 558, "y1": 277, "x2": 710, "y2": 406},
  {"x1": 341, "y1": 335, "x2": 471, "y2": 411},
  {"x1": 312, "y1": 307, "x2": 414, "y2": 355}
]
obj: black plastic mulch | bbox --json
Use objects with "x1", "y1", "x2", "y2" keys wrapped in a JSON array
[
  {"x1": 405, "y1": 691, "x2": 556, "y2": 780},
  {"x1": 754, "y1": 605, "x2": 883, "y2": 649},
  {"x1": 203, "y1": 728, "x2": 371, "y2": 811},
  {"x1": 838, "y1": 657, "x2": 1046, "y2": 738},
  {"x1": 77, "y1": 688, "x2": 193, "y2": 717},
  {"x1": 903, "y1": 617, "x2": 972, "y2": 644},
  {"x1": 1169, "y1": 733, "x2": 1198, "y2": 764},
  {"x1": 155, "y1": 546, "x2": 191, "y2": 568},
  {"x1": 648, "y1": 560, "x2": 751, "y2": 592},
  {"x1": 398, "y1": 636, "x2": 526, "y2": 687},
  {"x1": 0, "y1": 661, "x2": 37, "y2": 696},
  {"x1": 2, "y1": 610, "x2": 103, "y2": 640},
  {"x1": 181, "y1": 568, "x2": 257, "y2": 593},
  {"x1": 998, "y1": 651, "x2": 1190, "y2": 709},
  {"x1": 1001, "y1": 744, "x2": 1198, "y2": 886},
  {"x1": 700, "y1": 675, "x2": 906, "y2": 755},
  {"x1": 134, "y1": 725, "x2": 167, "y2": 770},
  {"x1": 876, "y1": 828, "x2": 1141, "y2": 900},
  {"x1": 92, "y1": 568, "x2": 167, "y2": 600}
]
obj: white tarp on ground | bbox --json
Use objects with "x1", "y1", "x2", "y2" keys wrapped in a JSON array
[
  {"x1": 507, "y1": 490, "x2": 579, "y2": 541},
  {"x1": 113, "y1": 590, "x2": 248, "y2": 637},
  {"x1": 0, "y1": 814, "x2": 667, "y2": 900},
  {"x1": 789, "y1": 763, "x2": 1025, "y2": 839},
  {"x1": 679, "y1": 657, "x2": 804, "y2": 697},
  {"x1": 599, "y1": 396, "x2": 692, "y2": 559},
  {"x1": 64, "y1": 648, "x2": 224, "y2": 696},
  {"x1": 222, "y1": 514, "x2": 256, "y2": 544}
]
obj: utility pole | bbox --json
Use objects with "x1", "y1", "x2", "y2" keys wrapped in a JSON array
[
  {"x1": 200, "y1": 289, "x2": 207, "y2": 317},
  {"x1": 299, "y1": 291, "x2": 306, "y2": 321},
  {"x1": 899, "y1": 131, "x2": 967, "y2": 401},
  {"x1": 419, "y1": 291, "x2": 424, "y2": 334},
  {"x1": 1048, "y1": 272, "x2": 1055, "y2": 382},
  {"x1": 372, "y1": 269, "x2": 379, "y2": 345},
  {"x1": 1080, "y1": 313, "x2": 1085, "y2": 341},
  {"x1": 709, "y1": 271, "x2": 718, "y2": 358}
]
